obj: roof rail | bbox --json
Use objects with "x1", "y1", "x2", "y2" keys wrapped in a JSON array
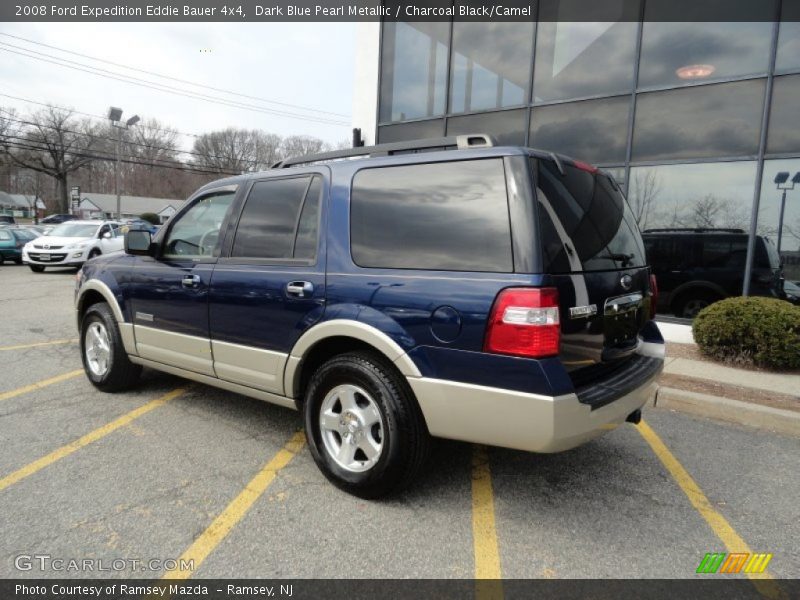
[
  {"x1": 642, "y1": 228, "x2": 746, "y2": 234},
  {"x1": 273, "y1": 133, "x2": 497, "y2": 168}
]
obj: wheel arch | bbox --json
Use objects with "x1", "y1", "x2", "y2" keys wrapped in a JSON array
[
  {"x1": 76, "y1": 280, "x2": 136, "y2": 354},
  {"x1": 283, "y1": 319, "x2": 422, "y2": 404}
]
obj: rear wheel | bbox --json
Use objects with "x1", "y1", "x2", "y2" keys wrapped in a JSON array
[
  {"x1": 674, "y1": 292, "x2": 719, "y2": 319},
  {"x1": 80, "y1": 302, "x2": 142, "y2": 392},
  {"x1": 29, "y1": 265, "x2": 45, "y2": 272},
  {"x1": 304, "y1": 352, "x2": 430, "y2": 498}
]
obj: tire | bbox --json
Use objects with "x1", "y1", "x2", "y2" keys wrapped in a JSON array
[
  {"x1": 29, "y1": 265, "x2": 45, "y2": 272},
  {"x1": 304, "y1": 351, "x2": 430, "y2": 498},
  {"x1": 87, "y1": 248, "x2": 101, "y2": 260},
  {"x1": 0, "y1": 254, "x2": 4, "y2": 265},
  {"x1": 80, "y1": 302, "x2": 142, "y2": 392},
  {"x1": 674, "y1": 292, "x2": 719, "y2": 319}
]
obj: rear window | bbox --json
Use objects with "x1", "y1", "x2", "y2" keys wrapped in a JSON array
[
  {"x1": 350, "y1": 159, "x2": 513, "y2": 272},
  {"x1": 760, "y1": 237, "x2": 780, "y2": 269},
  {"x1": 535, "y1": 160, "x2": 646, "y2": 272}
]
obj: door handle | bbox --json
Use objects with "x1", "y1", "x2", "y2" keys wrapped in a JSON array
[
  {"x1": 286, "y1": 281, "x2": 314, "y2": 298},
  {"x1": 182, "y1": 274, "x2": 201, "y2": 288}
]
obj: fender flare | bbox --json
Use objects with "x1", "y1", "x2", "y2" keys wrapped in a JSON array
[
  {"x1": 76, "y1": 280, "x2": 136, "y2": 355},
  {"x1": 283, "y1": 319, "x2": 421, "y2": 398}
]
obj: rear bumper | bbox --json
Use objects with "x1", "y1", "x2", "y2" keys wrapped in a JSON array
[{"x1": 408, "y1": 342, "x2": 664, "y2": 453}]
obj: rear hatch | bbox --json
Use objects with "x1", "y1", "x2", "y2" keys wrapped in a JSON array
[{"x1": 531, "y1": 157, "x2": 655, "y2": 377}]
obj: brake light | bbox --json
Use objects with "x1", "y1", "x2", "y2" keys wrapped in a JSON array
[
  {"x1": 573, "y1": 160, "x2": 598, "y2": 174},
  {"x1": 484, "y1": 288, "x2": 560, "y2": 358},
  {"x1": 649, "y1": 274, "x2": 658, "y2": 319}
]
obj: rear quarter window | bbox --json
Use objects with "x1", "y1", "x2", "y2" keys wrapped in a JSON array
[{"x1": 350, "y1": 159, "x2": 513, "y2": 272}]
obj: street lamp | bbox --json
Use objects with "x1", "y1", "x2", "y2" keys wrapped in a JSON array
[
  {"x1": 108, "y1": 107, "x2": 140, "y2": 219},
  {"x1": 774, "y1": 171, "x2": 800, "y2": 256}
]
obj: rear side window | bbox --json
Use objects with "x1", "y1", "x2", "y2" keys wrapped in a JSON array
[
  {"x1": 350, "y1": 159, "x2": 513, "y2": 272},
  {"x1": 232, "y1": 176, "x2": 321, "y2": 260},
  {"x1": 535, "y1": 160, "x2": 646, "y2": 272}
]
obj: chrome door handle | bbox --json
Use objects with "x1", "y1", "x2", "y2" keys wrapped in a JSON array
[
  {"x1": 182, "y1": 274, "x2": 201, "y2": 288},
  {"x1": 286, "y1": 281, "x2": 314, "y2": 298}
]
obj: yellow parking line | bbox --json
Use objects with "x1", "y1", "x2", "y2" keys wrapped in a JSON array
[
  {"x1": 0, "y1": 369, "x2": 83, "y2": 402},
  {"x1": 0, "y1": 387, "x2": 187, "y2": 492},
  {"x1": 471, "y1": 445, "x2": 503, "y2": 599},
  {"x1": 0, "y1": 338, "x2": 77, "y2": 351},
  {"x1": 638, "y1": 419, "x2": 784, "y2": 599},
  {"x1": 164, "y1": 430, "x2": 306, "y2": 580}
]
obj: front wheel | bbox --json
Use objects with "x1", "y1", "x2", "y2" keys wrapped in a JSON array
[
  {"x1": 80, "y1": 302, "x2": 142, "y2": 392},
  {"x1": 304, "y1": 352, "x2": 430, "y2": 498},
  {"x1": 87, "y1": 248, "x2": 101, "y2": 260}
]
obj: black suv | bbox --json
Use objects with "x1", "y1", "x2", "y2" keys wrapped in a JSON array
[{"x1": 642, "y1": 228, "x2": 783, "y2": 318}]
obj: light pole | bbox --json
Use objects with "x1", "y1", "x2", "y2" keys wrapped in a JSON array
[
  {"x1": 108, "y1": 107, "x2": 140, "y2": 219},
  {"x1": 773, "y1": 171, "x2": 800, "y2": 256}
]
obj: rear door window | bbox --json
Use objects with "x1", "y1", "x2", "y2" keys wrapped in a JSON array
[
  {"x1": 535, "y1": 159, "x2": 646, "y2": 272},
  {"x1": 350, "y1": 159, "x2": 513, "y2": 272}
]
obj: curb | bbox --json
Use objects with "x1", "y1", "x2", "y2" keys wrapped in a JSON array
[{"x1": 653, "y1": 386, "x2": 800, "y2": 437}]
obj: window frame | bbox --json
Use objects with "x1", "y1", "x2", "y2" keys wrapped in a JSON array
[
  {"x1": 218, "y1": 171, "x2": 327, "y2": 267},
  {"x1": 156, "y1": 184, "x2": 240, "y2": 264}
]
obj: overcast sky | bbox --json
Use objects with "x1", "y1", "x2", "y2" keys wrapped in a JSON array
[{"x1": 0, "y1": 22, "x2": 355, "y2": 149}]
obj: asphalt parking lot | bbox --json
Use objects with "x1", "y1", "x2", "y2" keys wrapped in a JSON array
[{"x1": 0, "y1": 263, "x2": 798, "y2": 586}]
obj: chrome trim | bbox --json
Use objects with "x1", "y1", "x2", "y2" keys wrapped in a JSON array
[
  {"x1": 604, "y1": 293, "x2": 644, "y2": 315},
  {"x1": 128, "y1": 356, "x2": 296, "y2": 410}
]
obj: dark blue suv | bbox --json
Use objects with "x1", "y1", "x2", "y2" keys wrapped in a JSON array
[{"x1": 75, "y1": 135, "x2": 664, "y2": 497}]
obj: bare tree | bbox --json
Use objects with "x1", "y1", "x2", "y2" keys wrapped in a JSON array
[
  {"x1": 16, "y1": 169, "x2": 44, "y2": 222},
  {"x1": 191, "y1": 128, "x2": 264, "y2": 174},
  {"x1": 280, "y1": 135, "x2": 327, "y2": 159},
  {"x1": 1, "y1": 107, "x2": 100, "y2": 212},
  {"x1": 690, "y1": 194, "x2": 724, "y2": 228},
  {"x1": 628, "y1": 169, "x2": 662, "y2": 229}
]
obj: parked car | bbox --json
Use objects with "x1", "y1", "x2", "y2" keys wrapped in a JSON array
[
  {"x1": 0, "y1": 215, "x2": 16, "y2": 225},
  {"x1": 23, "y1": 220, "x2": 123, "y2": 272},
  {"x1": 642, "y1": 228, "x2": 783, "y2": 318},
  {"x1": 121, "y1": 218, "x2": 159, "y2": 235},
  {"x1": 16, "y1": 224, "x2": 47, "y2": 236},
  {"x1": 0, "y1": 226, "x2": 38, "y2": 264},
  {"x1": 74, "y1": 135, "x2": 664, "y2": 497},
  {"x1": 784, "y1": 280, "x2": 800, "y2": 305},
  {"x1": 40, "y1": 214, "x2": 77, "y2": 224}
]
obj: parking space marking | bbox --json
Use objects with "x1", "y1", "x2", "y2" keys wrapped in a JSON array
[
  {"x1": 165, "y1": 430, "x2": 306, "y2": 580},
  {"x1": 0, "y1": 369, "x2": 83, "y2": 402},
  {"x1": 471, "y1": 445, "x2": 503, "y2": 598},
  {"x1": 0, "y1": 338, "x2": 77, "y2": 351},
  {"x1": 0, "y1": 387, "x2": 187, "y2": 492},
  {"x1": 638, "y1": 420, "x2": 784, "y2": 599}
]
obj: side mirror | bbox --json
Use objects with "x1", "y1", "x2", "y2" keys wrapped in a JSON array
[
  {"x1": 102, "y1": 232, "x2": 112, "y2": 239},
  {"x1": 125, "y1": 229, "x2": 154, "y2": 256}
]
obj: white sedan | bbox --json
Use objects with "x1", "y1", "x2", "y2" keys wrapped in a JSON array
[{"x1": 23, "y1": 220, "x2": 124, "y2": 272}]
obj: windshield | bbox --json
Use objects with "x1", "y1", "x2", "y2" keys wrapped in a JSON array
[
  {"x1": 47, "y1": 223, "x2": 99, "y2": 238},
  {"x1": 534, "y1": 159, "x2": 647, "y2": 272}
]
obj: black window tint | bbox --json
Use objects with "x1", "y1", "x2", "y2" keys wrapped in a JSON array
[
  {"x1": 351, "y1": 159, "x2": 512, "y2": 272},
  {"x1": 232, "y1": 177, "x2": 311, "y2": 259},
  {"x1": 535, "y1": 159, "x2": 646, "y2": 272},
  {"x1": 293, "y1": 176, "x2": 321, "y2": 260}
]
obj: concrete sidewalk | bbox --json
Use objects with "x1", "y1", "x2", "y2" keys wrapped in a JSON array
[{"x1": 663, "y1": 356, "x2": 799, "y2": 396}]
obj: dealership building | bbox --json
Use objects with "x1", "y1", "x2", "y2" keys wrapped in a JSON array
[{"x1": 352, "y1": 5, "x2": 800, "y2": 281}]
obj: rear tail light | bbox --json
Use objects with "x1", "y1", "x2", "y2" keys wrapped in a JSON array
[
  {"x1": 649, "y1": 274, "x2": 658, "y2": 319},
  {"x1": 484, "y1": 288, "x2": 560, "y2": 358},
  {"x1": 573, "y1": 160, "x2": 598, "y2": 174}
]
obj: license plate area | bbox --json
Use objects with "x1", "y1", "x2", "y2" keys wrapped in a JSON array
[{"x1": 603, "y1": 293, "x2": 643, "y2": 349}]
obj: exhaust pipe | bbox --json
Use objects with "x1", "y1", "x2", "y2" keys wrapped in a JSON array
[{"x1": 626, "y1": 409, "x2": 642, "y2": 425}]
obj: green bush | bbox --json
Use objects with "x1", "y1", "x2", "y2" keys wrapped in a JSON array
[
  {"x1": 139, "y1": 212, "x2": 160, "y2": 225},
  {"x1": 692, "y1": 296, "x2": 800, "y2": 370}
]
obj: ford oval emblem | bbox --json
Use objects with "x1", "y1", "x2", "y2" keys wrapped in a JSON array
[{"x1": 620, "y1": 274, "x2": 633, "y2": 290}]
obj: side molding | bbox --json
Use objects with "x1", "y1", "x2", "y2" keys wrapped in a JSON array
[
  {"x1": 76, "y1": 280, "x2": 136, "y2": 355},
  {"x1": 283, "y1": 319, "x2": 422, "y2": 398}
]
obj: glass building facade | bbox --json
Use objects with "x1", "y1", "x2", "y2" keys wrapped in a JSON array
[{"x1": 375, "y1": 1, "x2": 800, "y2": 281}]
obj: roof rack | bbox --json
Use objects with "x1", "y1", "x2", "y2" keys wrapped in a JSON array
[
  {"x1": 273, "y1": 133, "x2": 497, "y2": 168},
  {"x1": 642, "y1": 228, "x2": 746, "y2": 234}
]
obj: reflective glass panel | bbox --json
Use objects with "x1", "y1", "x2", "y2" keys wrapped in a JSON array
[
  {"x1": 449, "y1": 22, "x2": 533, "y2": 113},
  {"x1": 776, "y1": 3, "x2": 800, "y2": 73},
  {"x1": 446, "y1": 109, "x2": 527, "y2": 146},
  {"x1": 632, "y1": 80, "x2": 765, "y2": 161},
  {"x1": 379, "y1": 22, "x2": 449, "y2": 122},
  {"x1": 639, "y1": 17, "x2": 772, "y2": 88},
  {"x1": 627, "y1": 162, "x2": 756, "y2": 232},
  {"x1": 766, "y1": 75, "x2": 800, "y2": 155},
  {"x1": 530, "y1": 96, "x2": 630, "y2": 164},
  {"x1": 759, "y1": 159, "x2": 800, "y2": 282},
  {"x1": 533, "y1": 0, "x2": 639, "y2": 102},
  {"x1": 378, "y1": 119, "x2": 444, "y2": 143}
]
